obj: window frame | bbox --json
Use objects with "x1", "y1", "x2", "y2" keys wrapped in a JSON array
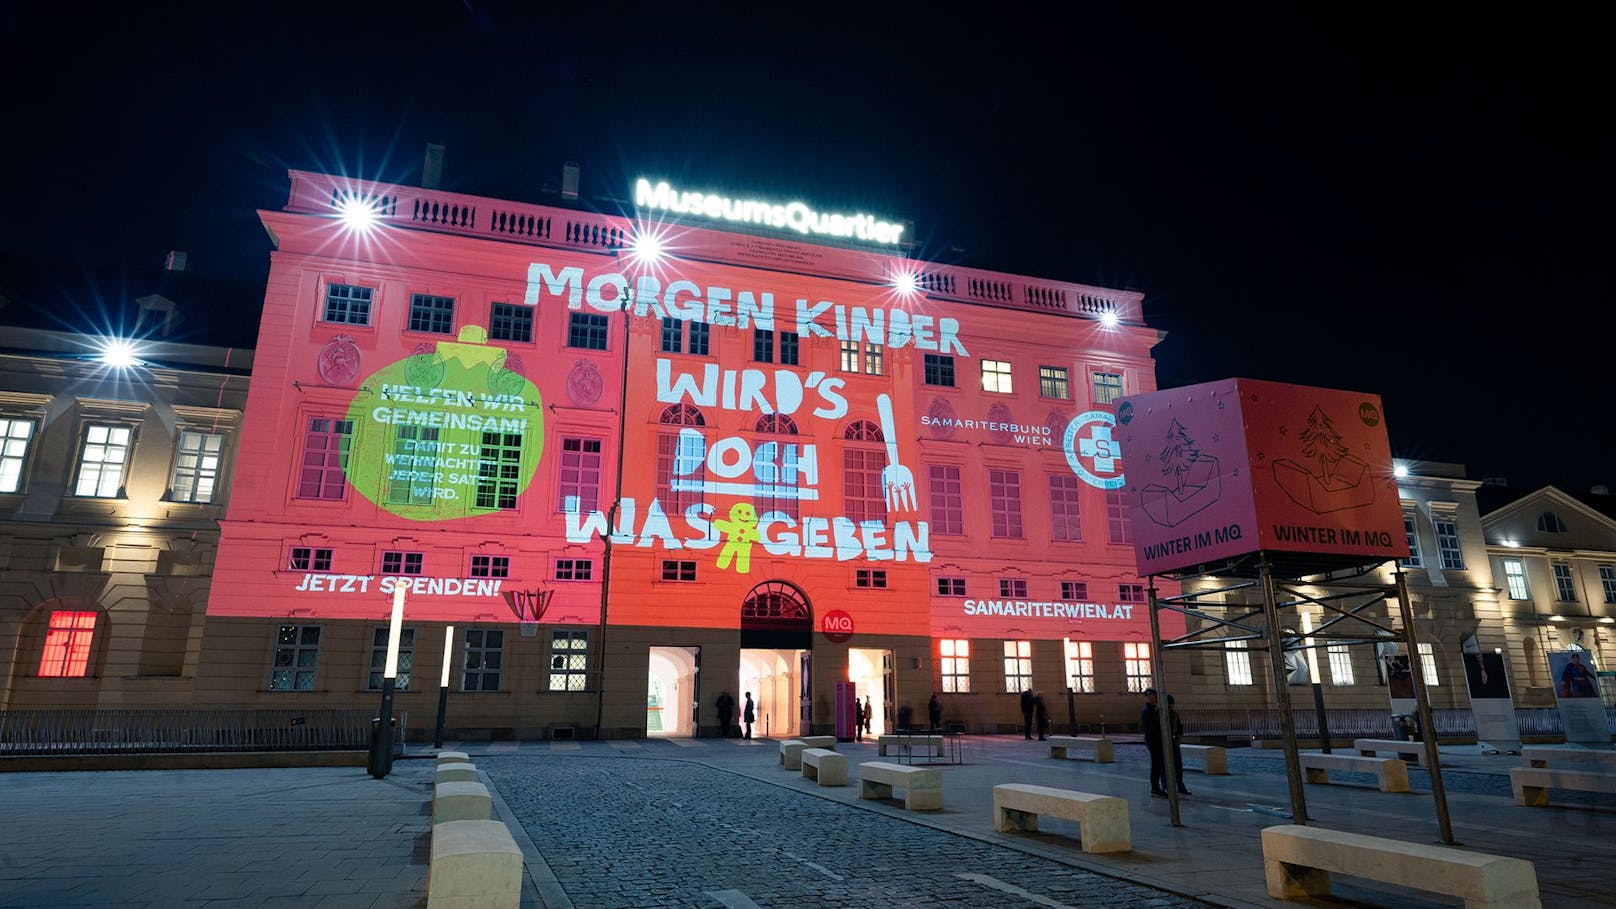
[
  {"x1": 1060, "y1": 581, "x2": 1089, "y2": 601},
  {"x1": 554, "y1": 558, "x2": 594, "y2": 581},
  {"x1": 1224, "y1": 642, "x2": 1254, "y2": 686},
  {"x1": 1123, "y1": 642, "x2": 1152, "y2": 693},
  {"x1": 469, "y1": 555, "x2": 510, "y2": 579},
  {"x1": 1066, "y1": 640, "x2": 1095, "y2": 693},
  {"x1": 936, "y1": 577, "x2": 966, "y2": 597},
  {"x1": 548, "y1": 630, "x2": 589, "y2": 691},
  {"x1": 854, "y1": 568, "x2": 888, "y2": 589},
  {"x1": 288, "y1": 546, "x2": 333, "y2": 572},
  {"x1": 406, "y1": 292, "x2": 456, "y2": 335},
  {"x1": 460, "y1": 627, "x2": 505, "y2": 692},
  {"x1": 73, "y1": 422, "x2": 135, "y2": 498},
  {"x1": 922, "y1": 353, "x2": 956, "y2": 387},
  {"x1": 295, "y1": 415, "x2": 353, "y2": 501},
  {"x1": 488, "y1": 302, "x2": 534, "y2": 343},
  {"x1": 1434, "y1": 517, "x2": 1464, "y2": 569},
  {"x1": 0, "y1": 416, "x2": 38, "y2": 494},
  {"x1": 660, "y1": 559, "x2": 697, "y2": 582},
  {"x1": 1553, "y1": 561, "x2": 1577, "y2": 602},
  {"x1": 38, "y1": 610, "x2": 97, "y2": 678},
  {"x1": 988, "y1": 468, "x2": 1023, "y2": 539},
  {"x1": 1503, "y1": 558, "x2": 1530, "y2": 600},
  {"x1": 1002, "y1": 640, "x2": 1032, "y2": 693},
  {"x1": 367, "y1": 625, "x2": 415, "y2": 691},
  {"x1": 566, "y1": 312, "x2": 610, "y2": 350},
  {"x1": 1092, "y1": 370, "x2": 1123, "y2": 405},
  {"x1": 980, "y1": 359, "x2": 1013, "y2": 394},
  {"x1": 1039, "y1": 365, "x2": 1070, "y2": 400},
  {"x1": 940, "y1": 638, "x2": 970, "y2": 693},
  {"x1": 321, "y1": 283, "x2": 374, "y2": 326},
  {"x1": 269, "y1": 624, "x2": 322, "y2": 692},
  {"x1": 998, "y1": 578, "x2": 1029, "y2": 598},
  {"x1": 557, "y1": 436, "x2": 604, "y2": 514},
  {"x1": 1048, "y1": 473, "x2": 1083, "y2": 542}
]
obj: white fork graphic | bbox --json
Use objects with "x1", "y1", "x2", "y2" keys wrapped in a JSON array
[{"x1": 876, "y1": 393, "x2": 917, "y2": 514}]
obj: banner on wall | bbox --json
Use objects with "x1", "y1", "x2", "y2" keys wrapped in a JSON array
[
  {"x1": 1463, "y1": 650, "x2": 1521, "y2": 754},
  {"x1": 1548, "y1": 650, "x2": 1610, "y2": 745}
]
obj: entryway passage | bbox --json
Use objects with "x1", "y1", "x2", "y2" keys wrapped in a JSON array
[{"x1": 647, "y1": 646, "x2": 699, "y2": 737}]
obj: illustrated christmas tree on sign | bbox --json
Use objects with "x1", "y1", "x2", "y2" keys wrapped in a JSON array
[
  {"x1": 1139, "y1": 418, "x2": 1222, "y2": 527},
  {"x1": 1273, "y1": 405, "x2": 1374, "y2": 514}
]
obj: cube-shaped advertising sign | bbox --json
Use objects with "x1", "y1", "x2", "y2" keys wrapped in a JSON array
[{"x1": 1114, "y1": 378, "x2": 1408, "y2": 576}]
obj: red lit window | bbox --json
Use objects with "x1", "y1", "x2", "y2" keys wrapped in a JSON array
[
  {"x1": 38, "y1": 610, "x2": 96, "y2": 677},
  {"x1": 1106, "y1": 491, "x2": 1132, "y2": 544},
  {"x1": 657, "y1": 405, "x2": 706, "y2": 523},
  {"x1": 989, "y1": 469, "x2": 1023, "y2": 539},
  {"x1": 927, "y1": 465, "x2": 963, "y2": 535},
  {"x1": 1049, "y1": 474, "x2": 1083, "y2": 542},
  {"x1": 558, "y1": 437, "x2": 603, "y2": 513},
  {"x1": 754, "y1": 413, "x2": 801, "y2": 520},
  {"x1": 842, "y1": 420, "x2": 887, "y2": 525},
  {"x1": 297, "y1": 417, "x2": 352, "y2": 500}
]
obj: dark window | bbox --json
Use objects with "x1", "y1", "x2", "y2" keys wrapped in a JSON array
[
  {"x1": 381, "y1": 551, "x2": 424, "y2": 575},
  {"x1": 289, "y1": 547, "x2": 333, "y2": 571},
  {"x1": 476, "y1": 431, "x2": 522, "y2": 509},
  {"x1": 999, "y1": 578, "x2": 1028, "y2": 598},
  {"x1": 1061, "y1": 581, "x2": 1089, "y2": 600},
  {"x1": 568, "y1": 312, "x2": 609, "y2": 350},
  {"x1": 555, "y1": 559, "x2": 594, "y2": 581},
  {"x1": 937, "y1": 577, "x2": 967, "y2": 597},
  {"x1": 1119, "y1": 583, "x2": 1146, "y2": 603},
  {"x1": 779, "y1": 331, "x2": 799, "y2": 365},
  {"x1": 661, "y1": 559, "x2": 697, "y2": 581},
  {"x1": 461, "y1": 628, "x2": 503, "y2": 692},
  {"x1": 661, "y1": 318, "x2": 683, "y2": 353},
  {"x1": 689, "y1": 322, "x2": 710, "y2": 355},
  {"x1": 923, "y1": 354, "x2": 955, "y2": 387},
  {"x1": 753, "y1": 329, "x2": 774, "y2": 363},
  {"x1": 408, "y1": 293, "x2": 455, "y2": 334},
  {"x1": 855, "y1": 569, "x2": 888, "y2": 589},
  {"x1": 469, "y1": 555, "x2": 510, "y2": 578},
  {"x1": 489, "y1": 303, "x2": 533, "y2": 342},
  {"x1": 322, "y1": 284, "x2": 373, "y2": 325}
]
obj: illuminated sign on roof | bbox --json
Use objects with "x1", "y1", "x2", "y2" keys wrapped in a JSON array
[{"x1": 634, "y1": 178, "x2": 906, "y2": 245}]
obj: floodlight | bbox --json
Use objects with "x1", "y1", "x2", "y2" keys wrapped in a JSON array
[
  {"x1": 338, "y1": 196, "x2": 379, "y2": 233},
  {"x1": 1099, "y1": 310, "x2": 1120, "y2": 328},
  {"x1": 892, "y1": 270, "x2": 920, "y2": 296},
  {"x1": 96, "y1": 338, "x2": 140, "y2": 368}
]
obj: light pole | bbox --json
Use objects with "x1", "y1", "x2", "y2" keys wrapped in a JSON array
[
  {"x1": 433, "y1": 624, "x2": 454, "y2": 749},
  {"x1": 368, "y1": 585, "x2": 406, "y2": 779}
]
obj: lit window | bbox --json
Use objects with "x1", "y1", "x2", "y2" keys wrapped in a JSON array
[
  {"x1": 1061, "y1": 581, "x2": 1089, "y2": 601},
  {"x1": 269, "y1": 625, "x2": 321, "y2": 691},
  {"x1": 1418, "y1": 642, "x2": 1440, "y2": 686},
  {"x1": 386, "y1": 425, "x2": 437, "y2": 505},
  {"x1": 840, "y1": 339, "x2": 860, "y2": 372},
  {"x1": 1435, "y1": 518, "x2": 1464, "y2": 569},
  {"x1": 779, "y1": 331, "x2": 800, "y2": 366},
  {"x1": 1327, "y1": 645, "x2": 1355, "y2": 685},
  {"x1": 753, "y1": 329, "x2": 775, "y2": 363},
  {"x1": 489, "y1": 302, "x2": 533, "y2": 343},
  {"x1": 940, "y1": 639, "x2": 970, "y2": 693},
  {"x1": 1049, "y1": 474, "x2": 1083, "y2": 542},
  {"x1": 381, "y1": 551, "x2": 423, "y2": 575},
  {"x1": 1224, "y1": 642, "x2": 1254, "y2": 686},
  {"x1": 1553, "y1": 562, "x2": 1577, "y2": 602},
  {"x1": 288, "y1": 547, "x2": 332, "y2": 571},
  {"x1": 1119, "y1": 584, "x2": 1146, "y2": 604},
  {"x1": 923, "y1": 354, "x2": 955, "y2": 387},
  {"x1": 549, "y1": 630, "x2": 589, "y2": 691},
  {"x1": 1503, "y1": 559, "x2": 1529, "y2": 600},
  {"x1": 296, "y1": 417, "x2": 353, "y2": 500},
  {"x1": 1399, "y1": 514, "x2": 1422, "y2": 568},
  {"x1": 1039, "y1": 366, "x2": 1070, "y2": 399},
  {"x1": 407, "y1": 293, "x2": 455, "y2": 334},
  {"x1": 74, "y1": 424, "x2": 133, "y2": 497},
  {"x1": 1093, "y1": 371, "x2": 1123, "y2": 405},
  {"x1": 981, "y1": 359, "x2": 1013, "y2": 394},
  {"x1": 1600, "y1": 565, "x2": 1616, "y2": 604},
  {"x1": 567, "y1": 312, "x2": 609, "y2": 350},
  {"x1": 855, "y1": 569, "x2": 888, "y2": 589},
  {"x1": 558, "y1": 437, "x2": 603, "y2": 513},
  {"x1": 1003, "y1": 640, "x2": 1032, "y2": 693},
  {"x1": 476, "y1": 431, "x2": 522, "y2": 510},
  {"x1": 322, "y1": 284, "x2": 373, "y2": 325},
  {"x1": 936, "y1": 577, "x2": 966, "y2": 597},
  {"x1": 461, "y1": 628, "x2": 504, "y2": 692},
  {"x1": 0, "y1": 417, "x2": 36, "y2": 493},
  {"x1": 555, "y1": 558, "x2": 593, "y2": 581},
  {"x1": 170, "y1": 430, "x2": 225, "y2": 503},
  {"x1": 660, "y1": 559, "x2": 696, "y2": 582},
  {"x1": 928, "y1": 465, "x2": 964, "y2": 534},
  {"x1": 469, "y1": 555, "x2": 510, "y2": 578},
  {"x1": 38, "y1": 611, "x2": 96, "y2": 677},
  {"x1": 989, "y1": 469, "x2": 1023, "y2": 539},
  {"x1": 1065, "y1": 640, "x2": 1094, "y2": 693},
  {"x1": 865, "y1": 343, "x2": 884, "y2": 375},
  {"x1": 1106, "y1": 491, "x2": 1131, "y2": 544},
  {"x1": 367, "y1": 626, "x2": 414, "y2": 690},
  {"x1": 1123, "y1": 642, "x2": 1152, "y2": 693},
  {"x1": 999, "y1": 578, "x2": 1028, "y2": 598}
]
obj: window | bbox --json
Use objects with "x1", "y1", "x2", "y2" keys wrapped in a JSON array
[
  {"x1": 558, "y1": 437, "x2": 603, "y2": 513},
  {"x1": 469, "y1": 555, "x2": 510, "y2": 578},
  {"x1": 840, "y1": 339, "x2": 859, "y2": 372},
  {"x1": 387, "y1": 425, "x2": 438, "y2": 506},
  {"x1": 1435, "y1": 518, "x2": 1463, "y2": 569},
  {"x1": 407, "y1": 293, "x2": 455, "y2": 334},
  {"x1": 322, "y1": 283, "x2": 373, "y2": 325},
  {"x1": 1119, "y1": 583, "x2": 1146, "y2": 604},
  {"x1": 1092, "y1": 371, "x2": 1123, "y2": 405},
  {"x1": 1049, "y1": 474, "x2": 1083, "y2": 541},
  {"x1": 549, "y1": 630, "x2": 589, "y2": 691},
  {"x1": 689, "y1": 322, "x2": 710, "y2": 355},
  {"x1": 841, "y1": 340, "x2": 883, "y2": 375},
  {"x1": 75, "y1": 424, "x2": 132, "y2": 497},
  {"x1": 555, "y1": 558, "x2": 594, "y2": 580},
  {"x1": 297, "y1": 417, "x2": 352, "y2": 500},
  {"x1": 1066, "y1": 640, "x2": 1095, "y2": 693},
  {"x1": 928, "y1": 465, "x2": 964, "y2": 535},
  {"x1": 1399, "y1": 515, "x2": 1422, "y2": 568},
  {"x1": 1106, "y1": 491, "x2": 1131, "y2": 544},
  {"x1": 1537, "y1": 511, "x2": 1567, "y2": 533},
  {"x1": 567, "y1": 312, "x2": 609, "y2": 350},
  {"x1": 168, "y1": 430, "x2": 225, "y2": 503},
  {"x1": 842, "y1": 421, "x2": 887, "y2": 524},
  {"x1": 1601, "y1": 565, "x2": 1616, "y2": 604},
  {"x1": 381, "y1": 551, "x2": 424, "y2": 575},
  {"x1": 981, "y1": 359, "x2": 1013, "y2": 394},
  {"x1": 38, "y1": 611, "x2": 96, "y2": 678},
  {"x1": 461, "y1": 628, "x2": 504, "y2": 691},
  {"x1": 1123, "y1": 642, "x2": 1152, "y2": 693},
  {"x1": 864, "y1": 343, "x2": 884, "y2": 376},
  {"x1": 661, "y1": 317, "x2": 684, "y2": 353},
  {"x1": 988, "y1": 469, "x2": 1023, "y2": 539},
  {"x1": 936, "y1": 577, "x2": 966, "y2": 597},
  {"x1": 1003, "y1": 641, "x2": 1032, "y2": 693},
  {"x1": 940, "y1": 639, "x2": 970, "y2": 693},
  {"x1": 923, "y1": 353, "x2": 955, "y2": 387},
  {"x1": 269, "y1": 625, "x2": 321, "y2": 691},
  {"x1": 1061, "y1": 581, "x2": 1089, "y2": 601},
  {"x1": 1503, "y1": 559, "x2": 1530, "y2": 600},
  {"x1": 779, "y1": 331, "x2": 800, "y2": 366},
  {"x1": 660, "y1": 559, "x2": 697, "y2": 582},
  {"x1": 855, "y1": 569, "x2": 888, "y2": 589},
  {"x1": 999, "y1": 578, "x2": 1028, "y2": 598},
  {"x1": 1327, "y1": 645, "x2": 1355, "y2": 685},
  {"x1": 1553, "y1": 561, "x2": 1577, "y2": 602},
  {"x1": 753, "y1": 328, "x2": 775, "y2": 363},
  {"x1": 1417, "y1": 642, "x2": 1439, "y2": 686},
  {"x1": 0, "y1": 417, "x2": 36, "y2": 492},
  {"x1": 753, "y1": 414, "x2": 801, "y2": 520},
  {"x1": 1039, "y1": 366, "x2": 1070, "y2": 399},
  {"x1": 656, "y1": 404, "x2": 707, "y2": 521},
  {"x1": 288, "y1": 547, "x2": 332, "y2": 571},
  {"x1": 476, "y1": 431, "x2": 522, "y2": 510},
  {"x1": 489, "y1": 302, "x2": 533, "y2": 343},
  {"x1": 1224, "y1": 642, "x2": 1254, "y2": 686},
  {"x1": 367, "y1": 626, "x2": 415, "y2": 690}
]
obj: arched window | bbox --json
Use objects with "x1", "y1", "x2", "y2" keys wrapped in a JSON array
[
  {"x1": 657, "y1": 404, "x2": 706, "y2": 519},
  {"x1": 659, "y1": 403, "x2": 705, "y2": 426},
  {"x1": 844, "y1": 420, "x2": 883, "y2": 442},
  {"x1": 842, "y1": 420, "x2": 887, "y2": 523},
  {"x1": 754, "y1": 413, "x2": 798, "y2": 434},
  {"x1": 740, "y1": 580, "x2": 813, "y2": 649},
  {"x1": 1536, "y1": 511, "x2": 1567, "y2": 533},
  {"x1": 754, "y1": 413, "x2": 800, "y2": 519}
]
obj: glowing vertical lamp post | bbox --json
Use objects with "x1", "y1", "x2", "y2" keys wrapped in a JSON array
[
  {"x1": 433, "y1": 624, "x2": 454, "y2": 749},
  {"x1": 1301, "y1": 611, "x2": 1332, "y2": 754},
  {"x1": 368, "y1": 585, "x2": 406, "y2": 779}
]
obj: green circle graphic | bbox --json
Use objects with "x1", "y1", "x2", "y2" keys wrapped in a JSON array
[{"x1": 345, "y1": 326, "x2": 545, "y2": 521}]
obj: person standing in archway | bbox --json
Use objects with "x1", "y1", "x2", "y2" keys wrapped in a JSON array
[
  {"x1": 742, "y1": 691, "x2": 756, "y2": 740},
  {"x1": 862, "y1": 695, "x2": 873, "y2": 738},
  {"x1": 715, "y1": 691, "x2": 735, "y2": 739},
  {"x1": 1020, "y1": 688, "x2": 1035, "y2": 739},
  {"x1": 928, "y1": 692, "x2": 942, "y2": 731}
]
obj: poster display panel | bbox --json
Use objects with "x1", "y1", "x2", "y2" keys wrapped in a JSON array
[
  {"x1": 1548, "y1": 650, "x2": 1609, "y2": 745},
  {"x1": 1463, "y1": 650, "x2": 1521, "y2": 754}
]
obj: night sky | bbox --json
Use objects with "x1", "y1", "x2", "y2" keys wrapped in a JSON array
[{"x1": 5, "y1": 4, "x2": 1609, "y2": 493}]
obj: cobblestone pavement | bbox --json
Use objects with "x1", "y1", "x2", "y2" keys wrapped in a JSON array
[{"x1": 486, "y1": 755, "x2": 1212, "y2": 909}]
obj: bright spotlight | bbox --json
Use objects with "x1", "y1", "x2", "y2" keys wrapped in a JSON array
[
  {"x1": 628, "y1": 232, "x2": 665, "y2": 266},
  {"x1": 892, "y1": 270, "x2": 920, "y2": 296},
  {"x1": 1393, "y1": 464, "x2": 1409, "y2": 479},
  {"x1": 1099, "y1": 310, "x2": 1120, "y2": 328},
  {"x1": 96, "y1": 338, "x2": 140, "y2": 369},
  {"x1": 338, "y1": 196, "x2": 379, "y2": 233}
]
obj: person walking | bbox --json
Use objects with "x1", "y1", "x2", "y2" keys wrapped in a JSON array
[
  {"x1": 1033, "y1": 690, "x2": 1050, "y2": 741},
  {"x1": 1167, "y1": 694, "x2": 1191, "y2": 795},
  {"x1": 1020, "y1": 688, "x2": 1035, "y2": 739},
  {"x1": 715, "y1": 691, "x2": 735, "y2": 739},
  {"x1": 854, "y1": 694, "x2": 867, "y2": 741},
  {"x1": 928, "y1": 692, "x2": 942, "y2": 731},
  {"x1": 742, "y1": 691, "x2": 755, "y2": 740},
  {"x1": 1141, "y1": 688, "x2": 1168, "y2": 796}
]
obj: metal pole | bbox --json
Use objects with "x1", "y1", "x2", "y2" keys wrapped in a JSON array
[
  {"x1": 1146, "y1": 582, "x2": 1182, "y2": 826},
  {"x1": 1311, "y1": 683, "x2": 1332, "y2": 754},
  {"x1": 433, "y1": 624, "x2": 454, "y2": 749},
  {"x1": 1066, "y1": 686, "x2": 1078, "y2": 736},
  {"x1": 369, "y1": 586, "x2": 406, "y2": 779},
  {"x1": 1395, "y1": 570, "x2": 1456, "y2": 844},
  {"x1": 1260, "y1": 559, "x2": 1308, "y2": 825},
  {"x1": 592, "y1": 279, "x2": 633, "y2": 741}
]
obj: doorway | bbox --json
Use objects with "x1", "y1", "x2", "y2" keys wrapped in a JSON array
[
  {"x1": 647, "y1": 646, "x2": 700, "y2": 737},
  {"x1": 848, "y1": 648, "x2": 894, "y2": 736},
  {"x1": 739, "y1": 648, "x2": 805, "y2": 739}
]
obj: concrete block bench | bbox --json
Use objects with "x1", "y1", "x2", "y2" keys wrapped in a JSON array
[
  {"x1": 1262, "y1": 824, "x2": 1540, "y2": 908},
  {"x1": 436, "y1": 750, "x2": 471, "y2": 765},
  {"x1": 1510, "y1": 766, "x2": 1616, "y2": 806},
  {"x1": 857, "y1": 761, "x2": 942, "y2": 810},
  {"x1": 877, "y1": 734, "x2": 944, "y2": 757},
  {"x1": 435, "y1": 762, "x2": 478, "y2": 785},
  {"x1": 779, "y1": 739, "x2": 811, "y2": 770},
  {"x1": 432, "y1": 780, "x2": 493, "y2": 824},
  {"x1": 799, "y1": 735, "x2": 836, "y2": 749},
  {"x1": 1300, "y1": 753, "x2": 1410, "y2": 793},
  {"x1": 1353, "y1": 738, "x2": 1426, "y2": 764},
  {"x1": 992, "y1": 783, "x2": 1129, "y2": 853},
  {"x1": 428, "y1": 819, "x2": 522, "y2": 909},
  {"x1": 1523, "y1": 745, "x2": 1616, "y2": 771},
  {"x1": 1046, "y1": 735, "x2": 1114, "y2": 763},
  {"x1": 1179, "y1": 743, "x2": 1229, "y2": 774},
  {"x1": 801, "y1": 747, "x2": 848, "y2": 786}
]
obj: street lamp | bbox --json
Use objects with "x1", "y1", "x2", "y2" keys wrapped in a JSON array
[
  {"x1": 368, "y1": 585, "x2": 407, "y2": 778},
  {"x1": 433, "y1": 624, "x2": 454, "y2": 749}
]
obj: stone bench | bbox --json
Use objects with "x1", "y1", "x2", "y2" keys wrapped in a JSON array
[
  {"x1": 801, "y1": 747, "x2": 848, "y2": 786},
  {"x1": 428, "y1": 819, "x2": 522, "y2": 909},
  {"x1": 1179, "y1": 743, "x2": 1228, "y2": 774},
  {"x1": 799, "y1": 735, "x2": 836, "y2": 749},
  {"x1": 877, "y1": 734, "x2": 944, "y2": 757},
  {"x1": 1510, "y1": 766, "x2": 1616, "y2": 807},
  {"x1": 1353, "y1": 738, "x2": 1427, "y2": 764},
  {"x1": 435, "y1": 761, "x2": 479, "y2": 785},
  {"x1": 992, "y1": 783, "x2": 1129, "y2": 853},
  {"x1": 436, "y1": 750, "x2": 471, "y2": 765},
  {"x1": 1262, "y1": 824, "x2": 1540, "y2": 908},
  {"x1": 857, "y1": 761, "x2": 942, "y2": 810},
  {"x1": 1522, "y1": 745, "x2": 1616, "y2": 771},
  {"x1": 432, "y1": 780, "x2": 493, "y2": 824},
  {"x1": 779, "y1": 739, "x2": 811, "y2": 770},
  {"x1": 1046, "y1": 735, "x2": 1114, "y2": 763},
  {"x1": 1300, "y1": 753, "x2": 1409, "y2": 793}
]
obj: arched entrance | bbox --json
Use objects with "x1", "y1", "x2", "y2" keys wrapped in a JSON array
[
  {"x1": 740, "y1": 581, "x2": 812, "y2": 739},
  {"x1": 647, "y1": 646, "x2": 699, "y2": 737}
]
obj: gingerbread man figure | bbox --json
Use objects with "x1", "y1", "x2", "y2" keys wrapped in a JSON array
[{"x1": 712, "y1": 502, "x2": 760, "y2": 573}]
